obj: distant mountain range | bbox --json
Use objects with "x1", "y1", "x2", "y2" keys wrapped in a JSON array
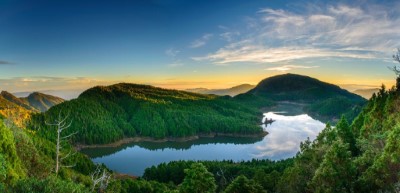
[
  {"x1": 21, "y1": 92, "x2": 65, "y2": 112},
  {"x1": 184, "y1": 81, "x2": 374, "y2": 100},
  {"x1": 185, "y1": 84, "x2": 255, "y2": 96},
  {"x1": 353, "y1": 88, "x2": 379, "y2": 99},
  {"x1": 13, "y1": 89, "x2": 84, "y2": 100},
  {"x1": 0, "y1": 91, "x2": 64, "y2": 112}
]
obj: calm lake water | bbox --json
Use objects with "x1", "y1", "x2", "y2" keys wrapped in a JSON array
[{"x1": 81, "y1": 110, "x2": 326, "y2": 176}]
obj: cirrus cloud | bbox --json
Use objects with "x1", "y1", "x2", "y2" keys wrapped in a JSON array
[
  {"x1": 165, "y1": 48, "x2": 180, "y2": 57},
  {"x1": 190, "y1": 33, "x2": 213, "y2": 48},
  {"x1": 266, "y1": 65, "x2": 319, "y2": 72},
  {"x1": 192, "y1": 46, "x2": 376, "y2": 64},
  {"x1": 193, "y1": 2, "x2": 400, "y2": 65}
]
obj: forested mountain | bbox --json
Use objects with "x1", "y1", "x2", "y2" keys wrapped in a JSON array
[
  {"x1": 2, "y1": 79, "x2": 399, "y2": 192},
  {"x1": 1, "y1": 75, "x2": 399, "y2": 193},
  {"x1": 32, "y1": 83, "x2": 264, "y2": 145},
  {"x1": 136, "y1": 82, "x2": 400, "y2": 193},
  {"x1": 273, "y1": 84, "x2": 400, "y2": 192},
  {"x1": 185, "y1": 84, "x2": 255, "y2": 96},
  {"x1": 1, "y1": 73, "x2": 385, "y2": 193},
  {"x1": 236, "y1": 74, "x2": 367, "y2": 121},
  {"x1": 31, "y1": 74, "x2": 367, "y2": 145},
  {"x1": 248, "y1": 74, "x2": 362, "y2": 101}
]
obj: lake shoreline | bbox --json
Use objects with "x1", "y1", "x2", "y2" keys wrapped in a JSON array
[{"x1": 75, "y1": 131, "x2": 268, "y2": 150}]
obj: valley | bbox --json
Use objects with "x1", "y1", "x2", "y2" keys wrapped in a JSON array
[
  {"x1": 1, "y1": 72, "x2": 399, "y2": 193},
  {"x1": 81, "y1": 110, "x2": 325, "y2": 176},
  {"x1": 9, "y1": 74, "x2": 359, "y2": 178},
  {"x1": 1, "y1": 1, "x2": 399, "y2": 192}
]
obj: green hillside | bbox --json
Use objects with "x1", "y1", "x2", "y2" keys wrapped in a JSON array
[
  {"x1": 236, "y1": 74, "x2": 366, "y2": 121},
  {"x1": 1, "y1": 76, "x2": 399, "y2": 193},
  {"x1": 31, "y1": 75, "x2": 366, "y2": 145},
  {"x1": 32, "y1": 83, "x2": 264, "y2": 145},
  {"x1": 0, "y1": 118, "x2": 95, "y2": 192},
  {"x1": 138, "y1": 81, "x2": 400, "y2": 193},
  {"x1": 247, "y1": 74, "x2": 362, "y2": 101},
  {"x1": 273, "y1": 84, "x2": 400, "y2": 192}
]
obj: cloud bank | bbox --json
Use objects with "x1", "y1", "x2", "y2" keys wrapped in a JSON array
[{"x1": 193, "y1": 2, "x2": 400, "y2": 65}]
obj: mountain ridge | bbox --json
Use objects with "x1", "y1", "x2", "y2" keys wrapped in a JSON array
[
  {"x1": 0, "y1": 91, "x2": 64, "y2": 113},
  {"x1": 33, "y1": 74, "x2": 367, "y2": 145},
  {"x1": 185, "y1": 84, "x2": 255, "y2": 96},
  {"x1": 0, "y1": 91, "x2": 35, "y2": 111},
  {"x1": 236, "y1": 73, "x2": 366, "y2": 121},
  {"x1": 247, "y1": 73, "x2": 365, "y2": 102},
  {"x1": 21, "y1": 92, "x2": 65, "y2": 112}
]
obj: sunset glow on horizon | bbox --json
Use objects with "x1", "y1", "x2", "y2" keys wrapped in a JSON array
[{"x1": 1, "y1": 0, "x2": 399, "y2": 96}]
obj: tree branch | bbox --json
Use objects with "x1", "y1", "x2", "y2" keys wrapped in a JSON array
[{"x1": 61, "y1": 131, "x2": 78, "y2": 140}]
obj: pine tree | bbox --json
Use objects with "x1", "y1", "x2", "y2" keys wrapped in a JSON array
[
  {"x1": 224, "y1": 175, "x2": 265, "y2": 193},
  {"x1": 179, "y1": 163, "x2": 216, "y2": 193}
]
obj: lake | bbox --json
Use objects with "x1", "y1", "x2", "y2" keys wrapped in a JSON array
[{"x1": 81, "y1": 111, "x2": 326, "y2": 176}]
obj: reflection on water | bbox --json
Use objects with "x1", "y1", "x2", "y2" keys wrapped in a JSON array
[
  {"x1": 257, "y1": 112, "x2": 325, "y2": 159},
  {"x1": 82, "y1": 112, "x2": 325, "y2": 176},
  {"x1": 81, "y1": 136, "x2": 263, "y2": 158}
]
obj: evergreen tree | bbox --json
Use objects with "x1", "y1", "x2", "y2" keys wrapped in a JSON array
[
  {"x1": 223, "y1": 175, "x2": 265, "y2": 193},
  {"x1": 179, "y1": 163, "x2": 216, "y2": 193},
  {"x1": 311, "y1": 141, "x2": 355, "y2": 193},
  {"x1": 360, "y1": 124, "x2": 400, "y2": 192},
  {"x1": 336, "y1": 116, "x2": 357, "y2": 155},
  {"x1": 0, "y1": 120, "x2": 25, "y2": 184}
]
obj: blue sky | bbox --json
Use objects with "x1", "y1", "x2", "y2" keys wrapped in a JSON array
[{"x1": 1, "y1": 0, "x2": 399, "y2": 97}]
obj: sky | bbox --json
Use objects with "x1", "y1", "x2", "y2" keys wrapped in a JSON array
[{"x1": 1, "y1": 0, "x2": 400, "y2": 98}]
